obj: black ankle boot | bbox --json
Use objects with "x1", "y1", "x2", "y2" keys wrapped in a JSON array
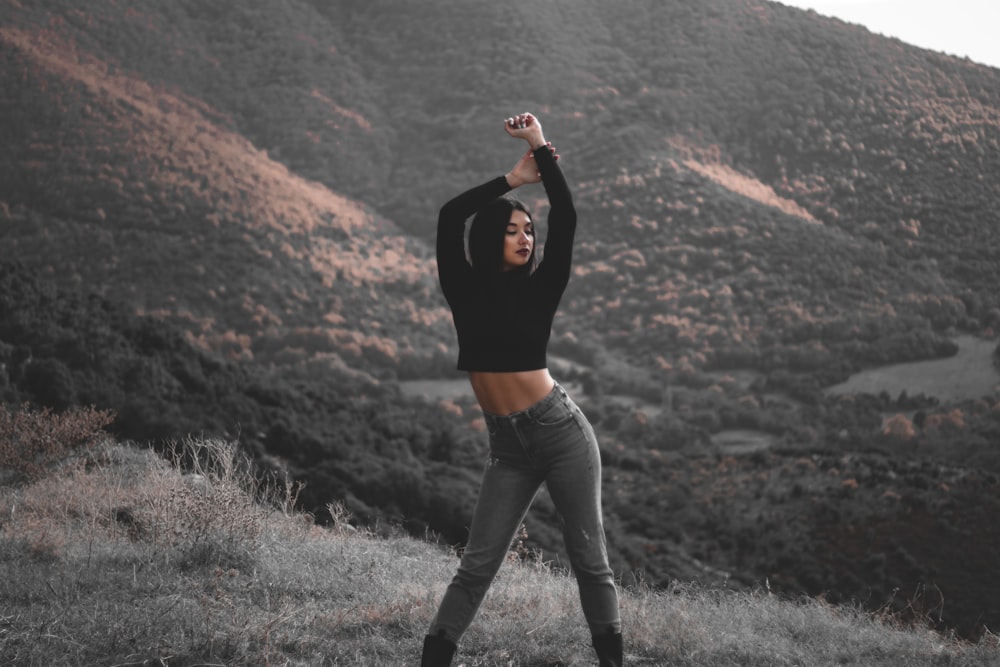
[
  {"x1": 420, "y1": 632, "x2": 456, "y2": 667},
  {"x1": 592, "y1": 630, "x2": 623, "y2": 667}
]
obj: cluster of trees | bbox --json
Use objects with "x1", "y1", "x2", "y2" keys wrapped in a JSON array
[
  {"x1": 5, "y1": 0, "x2": 999, "y2": 390},
  {"x1": 561, "y1": 159, "x2": 980, "y2": 395},
  {"x1": 0, "y1": 25, "x2": 453, "y2": 385}
]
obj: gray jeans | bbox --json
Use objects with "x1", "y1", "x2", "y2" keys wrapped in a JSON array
[{"x1": 428, "y1": 383, "x2": 621, "y2": 642}]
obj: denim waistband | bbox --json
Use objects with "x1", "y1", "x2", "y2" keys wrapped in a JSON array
[{"x1": 481, "y1": 382, "x2": 566, "y2": 428}]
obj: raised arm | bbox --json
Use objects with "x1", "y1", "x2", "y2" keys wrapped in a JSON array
[
  {"x1": 436, "y1": 175, "x2": 511, "y2": 305},
  {"x1": 437, "y1": 113, "x2": 574, "y2": 304},
  {"x1": 506, "y1": 114, "x2": 577, "y2": 293}
]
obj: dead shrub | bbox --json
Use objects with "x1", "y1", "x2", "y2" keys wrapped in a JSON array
[
  {"x1": 0, "y1": 404, "x2": 114, "y2": 484},
  {"x1": 141, "y1": 437, "x2": 270, "y2": 570}
]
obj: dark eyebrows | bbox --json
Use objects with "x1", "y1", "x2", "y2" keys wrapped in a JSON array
[{"x1": 506, "y1": 221, "x2": 534, "y2": 231}]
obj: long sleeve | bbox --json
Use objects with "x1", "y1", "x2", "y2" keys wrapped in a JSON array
[
  {"x1": 532, "y1": 145, "x2": 577, "y2": 295},
  {"x1": 436, "y1": 175, "x2": 512, "y2": 306},
  {"x1": 435, "y1": 145, "x2": 577, "y2": 373}
]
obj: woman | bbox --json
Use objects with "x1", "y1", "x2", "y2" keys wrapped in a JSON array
[{"x1": 421, "y1": 113, "x2": 623, "y2": 666}]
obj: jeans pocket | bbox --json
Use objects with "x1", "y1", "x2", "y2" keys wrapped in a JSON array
[{"x1": 532, "y1": 398, "x2": 575, "y2": 427}]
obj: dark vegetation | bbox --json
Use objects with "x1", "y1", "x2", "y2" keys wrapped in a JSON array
[
  {"x1": 2, "y1": 0, "x2": 1000, "y2": 641},
  {"x1": 0, "y1": 262, "x2": 484, "y2": 535}
]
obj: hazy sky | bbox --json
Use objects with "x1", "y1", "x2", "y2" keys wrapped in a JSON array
[{"x1": 778, "y1": 0, "x2": 1000, "y2": 70}]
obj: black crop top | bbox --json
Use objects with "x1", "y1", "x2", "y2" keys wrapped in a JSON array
[{"x1": 436, "y1": 145, "x2": 577, "y2": 372}]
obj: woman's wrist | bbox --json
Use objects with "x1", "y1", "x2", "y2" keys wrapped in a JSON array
[{"x1": 504, "y1": 172, "x2": 521, "y2": 189}]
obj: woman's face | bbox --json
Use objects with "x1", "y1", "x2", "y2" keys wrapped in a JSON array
[{"x1": 502, "y1": 209, "x2": 534, "y2": 271}]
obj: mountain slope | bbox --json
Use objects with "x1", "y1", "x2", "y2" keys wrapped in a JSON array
[
  {"x1": 1, "y1": 22, "x2": 451, "y2": 373},
  {"x1": 4, "y1": 0, "x2": 999, "y2": 380}
]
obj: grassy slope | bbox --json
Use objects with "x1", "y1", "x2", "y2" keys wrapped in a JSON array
[{"x1": 2, "y1": 436, "x2": 997, "y2": 666}]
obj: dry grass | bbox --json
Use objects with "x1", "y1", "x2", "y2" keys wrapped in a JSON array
[{"x1": 1, "y1": 410, "x2": 998, "y2": 665}]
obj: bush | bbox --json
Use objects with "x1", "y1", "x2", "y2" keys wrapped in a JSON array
[
  {"x1": 142, "y1": 437, "x2": 275, "y2": 571},
  {"x1": 0, "y1": 403, "x2": 114, "y2": 484}
]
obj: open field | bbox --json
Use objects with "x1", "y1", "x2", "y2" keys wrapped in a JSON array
[{"x1": 827, "y1": 335, "x2": 1000, "y2": 402}]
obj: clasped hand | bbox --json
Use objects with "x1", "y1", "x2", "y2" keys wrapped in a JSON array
[{"x1": 504, "y1": 113, "x2": 558, "y2": 188}]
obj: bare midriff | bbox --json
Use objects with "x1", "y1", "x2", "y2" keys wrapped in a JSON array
[{"x1": 468, "y1": 369, "x2": 556, "y2": 416}]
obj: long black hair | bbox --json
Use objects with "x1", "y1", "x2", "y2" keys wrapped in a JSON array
[{"x1": 468, "y1": 196, "x2": 536, "y2": 286}]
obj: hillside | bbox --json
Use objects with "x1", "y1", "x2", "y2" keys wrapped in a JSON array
[
  {"x1": 0, "y1": 17, "x2": 450, "y2": 375},
  {"x1": 4, "y1": 0, "x2": 1000, "y2": 380},
  {"x1": 2, "y1": 0, "x2": 1000, "y2": 641},
  {"x1": 2, "y1": 430, "x2": 998, "y2": 666}
]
